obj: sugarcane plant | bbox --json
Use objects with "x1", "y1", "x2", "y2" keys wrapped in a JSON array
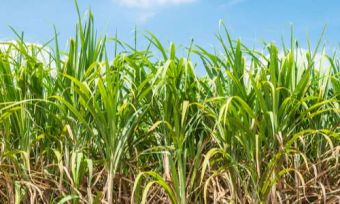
[{"x1": 0, "y1": 3, "x2": 339, "y2": 204}]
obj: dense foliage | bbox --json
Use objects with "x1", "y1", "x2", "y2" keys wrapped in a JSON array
[{"x1": 1, "y1": 7, "x2": 340, "y2": 204}]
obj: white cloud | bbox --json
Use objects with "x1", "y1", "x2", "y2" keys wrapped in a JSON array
[
  {"x1": 219, "y1": 0, "x2": 246, "y2": 9},
  {"x1": 115, "y1": 0, "x2": 197, "y2": 23},
  {"x1": 226, "y1": 0, "x2": 245, "y2": 6},
  {"x1": 137, "y1": 11, "x2": 157, "y2": 24},
  {"x1": 116, "y1": 0, "x2": 196, "y2": 9}
]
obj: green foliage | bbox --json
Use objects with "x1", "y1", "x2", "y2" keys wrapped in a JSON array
[{"x1": 0, "y1": 7, "x2": 339, "y2": 204}]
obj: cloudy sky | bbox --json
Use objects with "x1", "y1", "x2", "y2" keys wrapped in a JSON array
[{"x1": 0, "y1": 0, "x2": 339, "y2": 50}]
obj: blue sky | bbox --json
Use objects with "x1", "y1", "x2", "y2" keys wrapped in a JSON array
[{"x1": 0, "y1": 0, "x2": 339, "y2": 51}]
